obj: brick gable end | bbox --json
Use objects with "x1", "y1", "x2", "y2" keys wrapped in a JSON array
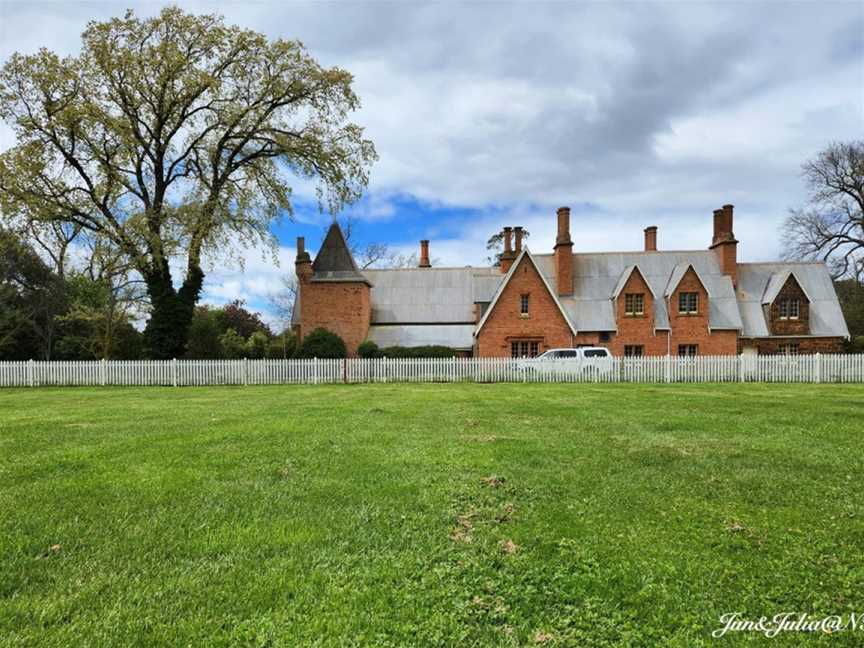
[{"x1": 476, "y1": 255, "x2": 574, "y2": 357}]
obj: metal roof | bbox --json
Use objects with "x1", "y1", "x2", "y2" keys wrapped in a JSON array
[
  {"x1": 760, "y1": 268, "x2": 814, "y2": 305},
  {"x1": 295, "y1": 235, "x2": 846, "y2": 341},
  {"x1": 664, "y1": 262, "x2": 713, "y2": 298},
  {"x1": 533, "y1": 250, "x2": 743, "y2": 332},
  {"x1": 737, "y1": 263, "x2": 849, "y2": 338},
  {"x1": 362, "y1": 266, "x2": 500, "y2": 324},
  {"x1": 367, "y1": 324, "x2": 475, "y2": 349}
]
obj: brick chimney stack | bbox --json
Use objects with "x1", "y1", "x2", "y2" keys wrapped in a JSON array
[
  {"x1": 500, "y1": 226, "x2": 516, "y2": 273},
  {"x1": 710, "y1": 204, "x2": 738, "y2": 287},
  {"x1": 554, "y1": 207, "x2": 574, "y2": 295},
  {"x1": 295, "y1": 236, "x2": 312, "y2": 282},
  {"x1": 644, "y1": 226, "x2": 657, "y2": 251},
  {"x1": 419, "y1": 240, "x2": 431, "y2": 268},
  {"x1": 514, "y1": 226, "x2": 524, "y2": 253}
]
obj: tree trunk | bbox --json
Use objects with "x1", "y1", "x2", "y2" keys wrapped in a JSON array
[{"x1": 143, "y1": 265, "x2": 204, "y2": 359}]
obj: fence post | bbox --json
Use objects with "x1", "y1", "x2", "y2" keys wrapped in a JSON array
[
  {"x1": 739, "y1": 354, "x2": 745, "y2": 383},
  {"x1": 343, "y1": 359, "x2": 348, "y2": 384},
  {"x1": 815, "y1": 353, "x2": 821, "y2": 384},
  {"x1": 243, "y1": 358, "x2": 249, "y2": 386},
  {"x1": 28, "y1": 358, "x2": 34, "y2": 387},
  {"x1": 172, "y1": 358, "x2": 178, "y2": 387},
  {"x1": 101, "y1": 358, "x2": 107, "y2": 386},
  {"x1": 664, "y1": 354, "x2": 671, "y2": 384}
]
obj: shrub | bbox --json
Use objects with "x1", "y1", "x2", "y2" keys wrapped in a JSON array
[
  {"x1": 268, "y1": 332, "x2": 296, "y2": 359},
  {"x1": 295, "y1": 328, "x2": 347, "y2": 359},
  {"x1": 357, "y1": 340, "x2": 381, "y2": 358},
  {"x1": 246, "y1": 331, "x2": 270, "y2": 359},
  {"x1": 219, "y1": 328, "x2": 247, "y2": 359},
  {"x1": 378, "y1": 345, "x2": 456, "y2": 358}
]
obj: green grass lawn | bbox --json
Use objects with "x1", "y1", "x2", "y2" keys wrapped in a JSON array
[{"x1": 1, "y1": 384, "x2": 863, "y2": 646}]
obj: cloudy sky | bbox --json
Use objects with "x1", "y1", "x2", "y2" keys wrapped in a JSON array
[{"x1": 1, "y1": 0, "x2": 862, "y2": 326}]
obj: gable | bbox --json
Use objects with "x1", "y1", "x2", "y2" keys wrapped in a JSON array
[
  {"x1": 475, "y1": 249, "x2": 577, "y2": 337},
  {"x1": 612, "y1": 265, "x2": 657, "y2": 300},
  {"x1": 762, "y1": 270, "x2": 812, "y2": 305},
  {"x1": 664, "y1": 262, "x2": 712, "y2": 298}
]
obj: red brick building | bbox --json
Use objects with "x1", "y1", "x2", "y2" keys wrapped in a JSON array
[{"x1": 292, "y1": 205, "x2": 850, "y2": 357}]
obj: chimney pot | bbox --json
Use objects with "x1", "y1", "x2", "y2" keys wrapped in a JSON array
[
  {"x1": 514, "y1": 226, "x2": 524, "y2": 253},
  {"x1": 644, "y1": 226, "x2": 657, "y2": 252},
  {"x1": 297, "y1": 236, "x2": 305, "y2": 257},
  {"x1": 419, "y1": 239, "x2": 431, "y2": 268}
]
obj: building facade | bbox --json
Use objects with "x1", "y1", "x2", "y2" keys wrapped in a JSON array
[{"x1": 292, "y1": 205, "x2": 850, "y2": 357}]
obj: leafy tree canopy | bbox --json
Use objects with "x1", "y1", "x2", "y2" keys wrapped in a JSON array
[{"x1": 0, "y1": 7, "x2": 376, "y2": 358}]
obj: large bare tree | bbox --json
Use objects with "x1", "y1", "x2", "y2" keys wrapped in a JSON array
[
  {"x1": 783, "y1": 141, "x2": 864, "y2": 283},
  {"x1": 0, "y1": 7, "x2": 376, "y2": 357}
]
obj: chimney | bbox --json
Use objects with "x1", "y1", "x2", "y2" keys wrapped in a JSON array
[
  {"x1": 554, "y1": 206, "x2": 574, "y2": 295},
  {"x1": 500, "y1": 226, "x2": 516, "y2": 273},
  {"x1": 419, "y1": 239, "x2": 431, "y2": 268},
  {"x1": 644, "y1": 226, "x2": 657, "y2": 252},
  {"x1": 709, "y1": 204, "x2": 738, "y2": 287},
  {"x1": 295, "y1": 236, "x2": 312, "y2": 282},
  {"x1": 514, "y1": 226, "x2": 524, "y2": 253}
]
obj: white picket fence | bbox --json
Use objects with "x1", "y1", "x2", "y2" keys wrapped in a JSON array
[{"x1": 0, "y1": 354, "x2": 862, "y2": 388}]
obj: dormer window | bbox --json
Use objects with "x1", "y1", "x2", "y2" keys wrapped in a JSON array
[
  {"x1": 678, "y1": 292, "x2": 699, "y2": 315},
  {"x1": 624, "y1": 293, "x2": 644, "y2": 316},
  {"x1": 779, "y1": 298, "x2": 800, "y2": 320}
]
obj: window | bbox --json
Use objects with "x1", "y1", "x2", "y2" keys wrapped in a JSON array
[
  {"x1": 778, "y1": 343, "x2": 799, "y2": 355},
  {"x1": 678, "y1": 292, "x2": 699, "y2": 314},
  {"x1": 583, "y1": 348, "x2": 610, "y2": 358},
  {"x1": 624, "y1": 293, "x2": 644, "y2": 316},
  {"x1": 624, "y1": 345, "x2": 644, "y2": 357},
  {"x1": 511, "y1": 340, "x2": 540, "y2": 358},
  {"x1": 520, "y1": 294, "x2": 530, "y2": 316},
  {"x1": 778, "y1": 299, "x2": 800, "y2": 320},
  {"x1": 599, "y1": 332, "x2": 611, "y2": 342},
  {"x1": 678, "y1": 344, "x2": 698, "y2": 357}
]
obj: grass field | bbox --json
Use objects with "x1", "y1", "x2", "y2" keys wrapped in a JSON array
[{"x1": 1, "y1": 383, "x2": 863, "y2": 646}]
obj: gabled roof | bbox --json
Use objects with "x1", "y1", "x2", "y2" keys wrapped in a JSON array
[
  {"x1": 475, "y1": 248, "x2": 578, "y2": 337},
  {"x1": 611, "y1": 265, "x2": 657, "y2": 299},
  {"x1": 532, "y1": 251, "x2": 742, "y2": 332},
  {"x1": 664, "y1": 262, "x2": 713, "y2": 298},
  {"x1": 737, "y1": 263, "x2": 849, "y2": 338},
  {"x1": 761, "y1": 269, "x2": 813, "y2": 305},
  {"x1": 311, "y1": 223, "x2": 371, "y2": 285},
  {"x1": 361, "y1": 266, "x2": 500, "y2": 324}
]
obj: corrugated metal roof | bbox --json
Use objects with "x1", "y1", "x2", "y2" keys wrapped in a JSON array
[
  {"x1": 297, "y1": 237, "x2": 846, "y2": 341},
  {"x1": 737, "y1": 263, "x2": 849, "y2": 338},
  {"x1": 533, "y1": 251, "x2": 742, "y2": 332},
  {"x1": 664, "y1": 262, "x2": 713, "y2": 298},
  {"x1": 367, "y1": 324, "x2": 475, "y2": 349},
  {"x1": 362, "y1": 267, "x2": 499, "y2": 324},
  {"x1": 760, "y1": 269, "x2": 814, "y2": 305}
]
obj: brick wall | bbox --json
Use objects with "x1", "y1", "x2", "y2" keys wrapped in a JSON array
[
  {"x1": 476, "y1": 255, "x2": 574, "y2": 357},
  {"x1": 607, "y1": 268, "x2": 669, "y2": 356},
  {"x1": 768, "y1": 276, "x2": 810, "y2": 336},
  {"x1": 668, "y1": 267, "x2": 738, "y2": 355},
  {"x1": 739, "y1": 337, "x2": 844, "y2": 355},
  {"x1": 298, "y1": 281, "x2": 371, "y2": 356}
]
